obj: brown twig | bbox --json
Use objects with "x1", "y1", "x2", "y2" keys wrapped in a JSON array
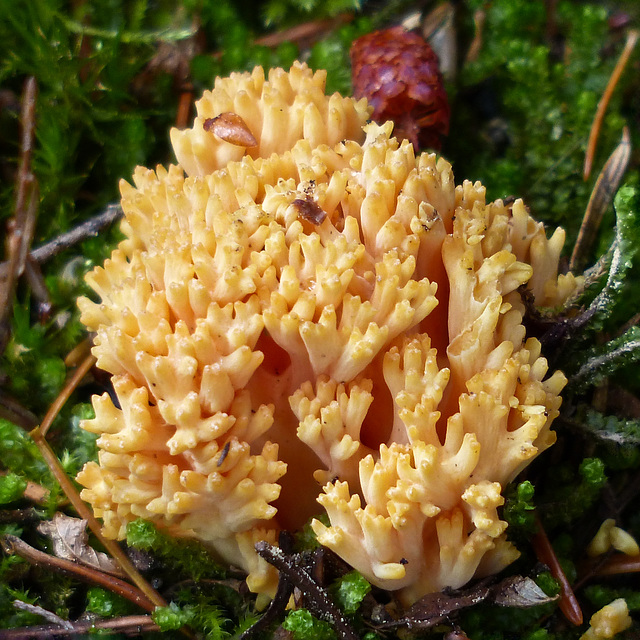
[
  {"x1": 583, "y1": 30, "x2": 638, "y2": 180},
  {"x1": 176, "y1": 84, "x2": 194, "y2": 128},
  {"x1": 532, "y1": 518, "x2": 583, "y2": 625},
  {"x1": 40, "y1": 354, "x2": 96, "y2": 437},
  {"x1": 0, "y1": 204, "x2": 123, "y2": 283},
  {"x1": 1, "y1": 534, "x2": 156, "y2": 612},
  {"x1": 240, "y1": 533, "x2": 295, "y2": 640},
  {"x1": 255, "y1": 540, "x2": 359, "y2": 640},
  {"x1": 0, "y1": 77, "x2": 39, "y2": 355},
  {"x1": 24, "y1": 258, "x2": 52, "y2": 322},
  {"x1": 0, "y1": 508, "x2": 41, "y2": 525},
  {"x1": 11, "y1": 76, "x2": 37, "y2": 249},
  {"x1": 0, "y1": 614, "x2": 159, "y2": 638},
  {"x1": 570, "y1": 126, "x2": 631, "y2": 272},
  {"x1": 12, "y1": 601, "x2": 73, "y2": 630},
  {"x1": 64, "y1": 337, "x2": 94, "y2": 368}
]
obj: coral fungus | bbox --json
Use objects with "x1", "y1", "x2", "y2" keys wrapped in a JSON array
[{"x1": 77, "y1": 62, "x2": 581, "y2": 604}]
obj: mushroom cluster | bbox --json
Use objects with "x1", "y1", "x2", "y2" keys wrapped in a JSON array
[{"x1": 77, "y1": 62, "x2": 581, "y2": 604}]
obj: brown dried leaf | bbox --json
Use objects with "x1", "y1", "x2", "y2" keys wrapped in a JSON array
[
  {"x1": 380, "y1": 575, "x2": 557, "y2": 631},
  {"x1": 381, "y1": 583, "x2": 492, "y2": 630},
  {"x1": 492, "y1": 576, "x2": 558, "y2": 608},
  {"x1": 203, "y1": 112, "x2": 257, "y2": 147},
  {"x1": 37, "y1": 513, "x2": 124, "y2": 577},
  {"x1": 292, "y1": 198, "x2": 327, "y2": 225}
]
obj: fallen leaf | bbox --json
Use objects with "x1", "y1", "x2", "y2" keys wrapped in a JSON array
[
  {"x1": 491, "y1": 576, "x2": 558, "y2": 608},
  {"x1": 292, "y1": 198, "x2": 327, "y2": 225},
  {"x1": 379, "y1": 575, "x2": 558, "y2": 631},
  {"x1": 203, "y1": 112, "x2": 257, "y2": 147},
  {"x1": 37, "y1": 513, "x2": 124, "y2": 577}
]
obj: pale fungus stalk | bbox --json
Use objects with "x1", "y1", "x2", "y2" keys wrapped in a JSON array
[{"x1": 77, "y1": 63, "x2": 582, "y2": 604}]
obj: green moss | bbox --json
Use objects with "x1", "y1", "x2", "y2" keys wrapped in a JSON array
[
  {"x1": 86, "y1": 587, "x2": 135, "y2": 618},
  {"x1": 282, "y1": 609, "x2": 337, "y2": 640},
  {"x1": 446, "y1": 0, "x2": 632, "y2": 248},
  {"x1": 540, "y1": 458, "x2": 607, "y2": 529},
  {"x1": 0, "y1": 473, "x2": 27, "y2": 505},
  {"x1": 0, "y1": 420, "x2": 51, "y2": 485},
  {"x1": 331, "y1": 570, "x2": 371, "y2": 615},
  {"x1": 503, "y1": 480, "x2": 537, "y2": 534},
  {"x1": 126, "y1": 519, "x2": 227, "y2": 581}
]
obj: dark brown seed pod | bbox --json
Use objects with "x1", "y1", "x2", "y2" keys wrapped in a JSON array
[
  {"x1": 350, "y1": 26, "x2": 450, "y2": 151},
  {"x1": 203, "y1": 112, "x2": 258, "y2": 148}
]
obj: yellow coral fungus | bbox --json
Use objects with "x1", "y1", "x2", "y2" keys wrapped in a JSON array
[{"x1": 77, "y1": 63, "x2": 581, "y2": 604}]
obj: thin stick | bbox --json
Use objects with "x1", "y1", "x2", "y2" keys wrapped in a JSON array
[
  {"x1": 570, "y1": 127, "x2": 631, "y2": 272},
  {"x1": 176, "y1": 86, "x2": 193, "y2": 128},
  {"x1": 583, "y1": 30, "x2": 638, "y2": 180},
  {"x1": 0, "y1": 205, "x2": 123, "y2": 283},
  {"x1": 27, "y1": 427, "x2": 167, "y2": 610},
  {"x1": 14, "y1": 77, "x2": 37, "y2": 209},
  {"x1": 2, "y1": 535, "x2": 155, "y2": 611},
  {"x1": 255, "y1": 541, "x2": 359, "y2": 640},
  {"x1": 40, "y1": 354, "x2": 96, "y2": 437},
  {"x1": 64, "y1": 337, "x2": 93, "y2": 368},
  {"x1": 0, "y1": 615, "x2": 158, "y2": 639},
  {"x1": 12, "y1": 601, "x2": 73, "y2": 629},
  {"x1": 0, "y1": 77, "x2": 38, "y2": 355},
  {"x1": 532, "y1": 519, "x2": 583, "y2": 625},
  {"x1": 24, "y1": 258, "x2": 52, "y2": 321}
]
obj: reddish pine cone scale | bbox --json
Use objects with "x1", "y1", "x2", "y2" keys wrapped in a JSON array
[{"x1": 350, "y1": 26, "x2": 450, "y2": 150}]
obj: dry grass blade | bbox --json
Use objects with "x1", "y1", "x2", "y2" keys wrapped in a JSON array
[
  {"x1": 39, "y1": 353, "x2": 95, "y2": 437},
  {"x1": 570, "y1": 127, "x2": 631, "y2": 272},
  {"x1": 421, "y1": 2, "x2": 457, "y2": 80},
  {"x1": 64, "y1": 337, "x2": 93, "y2": 368},
  {"x1": 464, "y1": 9, "x2": 486, "y2": 64},
  {"x1": 583, "y1": 30, "x2": 638, "y2": 180}
]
